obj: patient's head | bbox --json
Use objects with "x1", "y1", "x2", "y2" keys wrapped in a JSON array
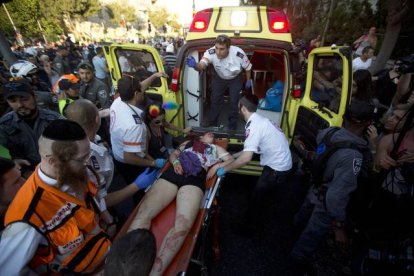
[
  {"x1": 200, "y1": 132, "x2": 214, "y2": 144},
  {"x1": 104, "y1": 229, "x2": 156, "y2": 276}
]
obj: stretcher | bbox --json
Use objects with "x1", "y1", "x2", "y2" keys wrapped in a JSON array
[{"x1": 115, "y1": 139, "x2": 228, "y2": 276}]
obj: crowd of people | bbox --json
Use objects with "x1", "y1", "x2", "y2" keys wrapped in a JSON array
[{"x1": 0, "y1": 27, "x2": 412, "y2": 276}]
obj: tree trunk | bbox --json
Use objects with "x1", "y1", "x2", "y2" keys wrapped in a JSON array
[
  {"x1": 369, "y1": 0, "x2": 411, "y2": 75},
  {"x1": 321, "y1": 0, "x2": 335, "y2": 46}
]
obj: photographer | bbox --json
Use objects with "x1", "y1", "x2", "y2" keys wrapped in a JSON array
[{"x1": 391, "y1": 54, "x2": 414, "y2": 107}]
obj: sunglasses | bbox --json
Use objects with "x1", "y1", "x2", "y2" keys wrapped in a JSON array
[{"x1": 122, "y1": 73, "x2": 142, "y2": 94}]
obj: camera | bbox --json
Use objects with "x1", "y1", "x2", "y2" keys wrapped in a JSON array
[{"x1": 397, "y1": 54, "x2": 414, "y2": 74}]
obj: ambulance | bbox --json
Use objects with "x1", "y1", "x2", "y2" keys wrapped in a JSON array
[{"x1": 104, "y1": 6, "x2": 353, "y2": 175}]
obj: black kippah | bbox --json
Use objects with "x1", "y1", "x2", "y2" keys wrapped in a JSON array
[{"x1": 42, "y1": 119, "x2": 87, "y2": 141}]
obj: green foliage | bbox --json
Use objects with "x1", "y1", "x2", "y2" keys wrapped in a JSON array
[
  {"x1": 0, "y1": 0, "x2": 101, "y2": 41},
  {"x1": 105, "y1": 0, "x2": 137, "y2": 26},
  {"x1": 148, "y1": 7, "x2": 169, "y2": 29}
]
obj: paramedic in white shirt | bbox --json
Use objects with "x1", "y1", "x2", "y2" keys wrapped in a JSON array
[
  {"x1": 186, "y1": 35, "x2": 252, "y2": 131},
  {"x1": 216, "y1": 94, "x2": 292, "y2": 234},
  {"x1": 110, "y1": 73, "x2": 167, "y2": 183}
]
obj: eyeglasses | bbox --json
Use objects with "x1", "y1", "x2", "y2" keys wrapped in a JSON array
[{"x1": 69, "y1": 152, "x2": 91, "y2": 165}]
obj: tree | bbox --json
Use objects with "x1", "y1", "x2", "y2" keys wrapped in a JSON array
[
  {"x1": 105, "y1": 0, "x2": 137, "y2": 27},
  {"x1": 0, "y1": 0, "x2": 101, "y2": 41},
  {"x1": 148, "y1": 7, "x2": 169, "y2": 29},
  {"x1": 369, "y1": 0, "x2": 412, "y2": 74}
]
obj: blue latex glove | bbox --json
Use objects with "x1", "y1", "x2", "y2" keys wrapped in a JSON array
[
  {"x1": 154, "y1": 158, "x2": 167, "y2": 168},
  {"x1": 186, "y1": 56, "x2": 197, "y2": 68},
  {"x1": 216, "y1": 167, "x2": 226, "y2": 177},
  {"x1": 245, "y1": 79, "x2": 252, "y2": 89},
  {"x1": 134, "y1": 167, "x2": 158, "y2": 190}
]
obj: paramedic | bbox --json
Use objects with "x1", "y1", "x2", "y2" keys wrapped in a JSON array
[
  {"x1": 186, "y1": 34, "x2": 252, "y2": 131},
  {"x1": 110, "y1": 73, "x2": 167, "y2": 183},
  {"x1": 216, "y1": 94, "x2": 292, "y2": 233},
  {"x1": 290, "y1": 100, "x2": 375, "y2": 274},
  {"x1": 0, "y1": 120, "x2": 111, "y2": 275}
]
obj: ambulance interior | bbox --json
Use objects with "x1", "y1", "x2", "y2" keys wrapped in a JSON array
[{"x1": 185, "y1": 49, "x2": 288, "y2": 137}]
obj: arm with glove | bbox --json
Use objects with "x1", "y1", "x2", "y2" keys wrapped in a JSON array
[
  {"x1": 105, "y1": 167, "x2": 159, "y2": 207},
  {"x1": 186, "y1": 56, "x2": 207, "y2": 71}
]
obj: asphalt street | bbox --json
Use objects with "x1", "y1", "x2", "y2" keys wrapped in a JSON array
[{"x1": 201, "y1": 172, "x2": 350, "y2": 276}]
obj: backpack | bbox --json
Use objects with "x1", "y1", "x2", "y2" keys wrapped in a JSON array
[{"x1": 310, "y1": 127, "x2": 370, "y2": 188}]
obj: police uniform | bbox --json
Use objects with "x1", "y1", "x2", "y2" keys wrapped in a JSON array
[
  {"x1": 0, "y1": 109, "x2": 61, "y2": 167},
  {"x1": 80, "y1": 78, "x2": 111, "y2": 109},
  {"x1": 241, "y1": 112, "x2": 292, "y2": 224},
  {"x1": 110, "y1": 97, "x2": 147, "y2": 183},
  {"x1": 201, "y1": 45, "x2": 252, "y2": 129},
  {"x1": 291, "y1": 127, "x2": 371, "y2": 264}
]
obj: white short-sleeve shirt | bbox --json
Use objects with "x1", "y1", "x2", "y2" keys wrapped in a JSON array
[
  {"x1": 200, "y1": 45, "x2": 252, "y2": 80},
  {"x1": 352, "y1": 57, "x2": 372, "y2": 72},
  {"x1": 88, "y1": 136, "x2": 114, "y2": 211},
  {"x1": 110, "y1": 97, "x2": 147, "y2": 162},
  {"x1": 243, "y1": 113, "x2": 292, "y2": 172}
]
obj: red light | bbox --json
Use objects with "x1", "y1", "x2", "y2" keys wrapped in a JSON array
[
  {"x1": 194, "y1": 21, "x2": 206, "y2": 30},
  {"x1": 267, "y1": 8, "x2": 289, "y2": 33},
  {"x1": 292, "y1": 85, "x2": 301, "y2": 98},
  {"x1": 171, "y1": 68, "x2": 180, "y2": 92},
  {"x1": 272, "y1": 21, "x2": 285, "y2": 30},
  {"x1": 189, "y1": 8, "x2": 212, "y2": 32}
]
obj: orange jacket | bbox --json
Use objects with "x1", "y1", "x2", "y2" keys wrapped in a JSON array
[{"x1": 4, "y1": 168, "x2": 111, "y2": 274}]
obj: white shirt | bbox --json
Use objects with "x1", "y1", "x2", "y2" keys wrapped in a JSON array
[
  {"x1": 88, "y1": 135, "x2": 114, "y2": 211},
  {"x1": 201, "y1": 45, "x2": 252, "y2": 80},
  {"x1": 0, "y1": 169, "x2": 70, "y2": 276},
  {"x1": 110, "y1": 97, "x2": 147, "y2": 162},
  {"x1": 243, "y1": 113, "x2": 292, "y2": 171},
  {"x1": 119, "y1": 55, "x2": 131, "y2": 73},
  {"x1": 352, "y1": 57, "x2": 372, "y2": 72}
]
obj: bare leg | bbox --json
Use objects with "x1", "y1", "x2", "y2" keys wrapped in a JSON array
[
  {"x1": 128, "y1": 179, "x2": 178, "y2": 232},
  {"x1": 150, "y1": 185, "x2": 204, "y2": 276}
]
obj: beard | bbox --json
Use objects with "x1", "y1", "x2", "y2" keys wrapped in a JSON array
[
  {"x1": 17, "y1": 107, "x2": 38, "y2": 119},
  {"x1": 56, "y1": 162, "x2": 88, "y2": 196}
]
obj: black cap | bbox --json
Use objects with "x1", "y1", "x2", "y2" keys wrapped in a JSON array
[
  {"x1": 3, "y1": 79, "x2": 34, "y2": 99},
  {"x1": 42, "y1": 119, "x2": 87, "y2": 141},
  {"x1": 344, "y1": 100, "x2": 377, "y2": 123},
  {"x1": 59, "y1": 79, "x2": 80, "y2": 90}
]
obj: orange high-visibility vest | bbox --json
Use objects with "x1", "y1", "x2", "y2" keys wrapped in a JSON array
[{"x1": 4, "y1": 167, "x2": 111, "y2": 274}]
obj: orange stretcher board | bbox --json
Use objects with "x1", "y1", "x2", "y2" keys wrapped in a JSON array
[{"x1": 115, "y1": 139, "x2": 228, "y2": 276}]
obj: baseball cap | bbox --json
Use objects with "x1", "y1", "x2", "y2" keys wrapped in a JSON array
[
  {"x1": 344, "y1": 100, "x2": 377, "y2": 123},
  {"x1": 2, "y1": 79, "x2": 34, "y2": 99},
  {"x1": 59, "y1": 78, "x2": 81, "y2": 90}
]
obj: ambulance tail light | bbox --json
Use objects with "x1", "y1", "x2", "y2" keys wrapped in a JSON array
[
  {"x1": 266, "y1": 8, "x2": 289, "y2": 33},
  {"x1": 171, "y1": 67, "x2": 180, "y2": 92},
  {"x1": 291, "y1": 84, "x2": 302, "y2": 99},
  {"x1": 189, "y1": 8, "x2": 212, "y2": 32}
]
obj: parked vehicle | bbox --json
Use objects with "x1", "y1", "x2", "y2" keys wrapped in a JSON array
[{"x1": 104, "y1": 5, "x2": 353, "y2": 175}]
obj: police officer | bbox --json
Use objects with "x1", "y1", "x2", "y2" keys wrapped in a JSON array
[
  {"x1": 290, "y1": 100, "x2": 375, "y2": 274},
  {"x1": 216, "y1": 94, "x2": 292, "y2": 233},
  {"x1": 186, "y1": 35, "x2": 252, "y2": 131},
  {"x1": 78, "y1": 62, "x2": 111, "y2": 109},
  {"x1": 0, "y1": 79, "x2": 61, "y2": 177}
]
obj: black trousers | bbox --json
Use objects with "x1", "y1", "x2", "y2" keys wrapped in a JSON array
[{"x1": 243, "y1": 166, "x2": 291, "y2": 225}]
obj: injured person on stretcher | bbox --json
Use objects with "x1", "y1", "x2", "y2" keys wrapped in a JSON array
[{"x1": 128, "y1": 132, "x2": 233, "y2": 275}]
